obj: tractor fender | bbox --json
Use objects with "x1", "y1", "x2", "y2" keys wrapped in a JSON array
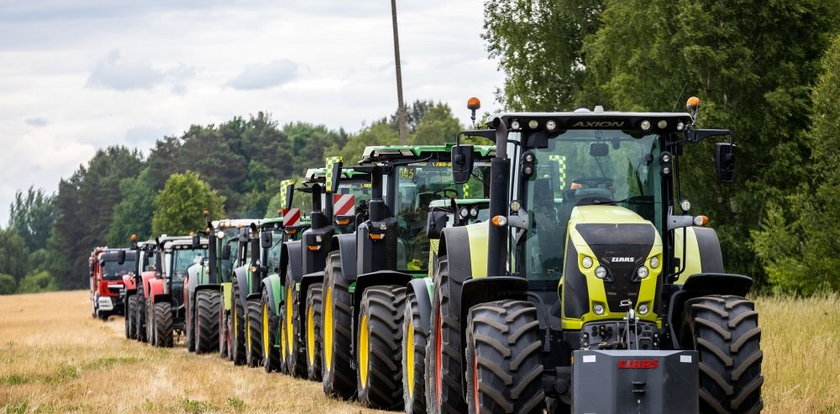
[
  {"x1": 260, "y1": 273, "x2": 283, "y2": 316},
  {"x1": 140, "y1": 271, "x2": 157, "y2": 300},
  {"x1": 122, "y1": 273, "x2": 137, "y2": 292},
  {"x1": 352, "y1": 270, "x2": 414, "y2": 327},
  {"x1": 283, "y1": 240, "x2": 304, "y2": 283},
  {"x1": 298, "y1": 271, "x2": 325, "y2": 329},
  {"x1": 667, "y1": 273, "x2": 754, "y2": 348},
  {"x1": 147, "y1": 277, "x2": 165, "y2": 303},
  {"x1": 674, "y1": 227, "x2": 725, "y2": 285},
  {"x1": 234, "y1": 265, "x2": 249, "y2": 308},
  {"x1": 435, "y1": 223, "x2": 489, "y2": 323},
  {"x1": 330, "y1": 233, "x2": 358, "y2": 281},
  {"x1": 406, "y1": 278, "x2": 434, "y2": 334}
]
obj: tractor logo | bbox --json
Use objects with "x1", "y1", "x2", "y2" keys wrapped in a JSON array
[
  {"x1": 333, "y1": 194, "x2": 355, "y2": 217},
  {"x1": 618, "y1": 359, "x2": 659, "y2": 369},
  {"x1": 571, "y1": 121, "x2": 626, "y2": 128},
  {"x1": 609, "y1": 257, "x2": 635, "y2": 263}
]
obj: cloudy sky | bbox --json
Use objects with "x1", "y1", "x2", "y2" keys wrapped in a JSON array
[{"x1": 0, "y1": 0, "x2": 506, "y2": 224}]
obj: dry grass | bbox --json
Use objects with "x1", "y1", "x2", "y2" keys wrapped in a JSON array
[
  {"x1": 1, "y1": 291, "x2": 837, "y2": 413},
  {"x1": 0, "y1": 291, "x2": 388, "y2": 414}
]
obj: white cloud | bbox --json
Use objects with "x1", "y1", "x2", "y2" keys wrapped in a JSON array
[
  {"x1": 24, "y1": 117, "x2": 48, "y2": 127},
  {"x1": 86, "y1": 50, "x2": 166, "y2": 90},
  {"x1": 226, "y1": 59, "x2": 299, "y2": 90}
]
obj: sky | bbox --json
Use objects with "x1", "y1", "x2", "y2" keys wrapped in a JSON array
[{"x1": 0, "y1": 0, "x2": 506, "y2": 225}]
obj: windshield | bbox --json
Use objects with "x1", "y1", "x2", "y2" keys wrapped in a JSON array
[
  {"x1": 523, "y1": 130, "x2": 658, "y2": 281},
  {"x1": 333, "y1": 180, "x2": 371, "y2": 234},
  {"x1": 172, "y1": 248, "x2": 207, "y2": 281},
  {"x1": 395, "y1": 161, "x2": 491, "y2": 272},
  {"x1": 102, "y1": 259, "x2": 135, "y2": 280},
  {"x1": 265, "y1": 230, "x2": 284, "y2": 273}
]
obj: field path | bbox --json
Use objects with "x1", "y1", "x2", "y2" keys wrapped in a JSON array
[{"x1": 0, "y1": 290, "x2": 389, "y2": 413}]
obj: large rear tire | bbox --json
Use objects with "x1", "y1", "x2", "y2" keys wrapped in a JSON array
[
  {"x1": 425, "y1": 257, "x2": 467, "y2": 414},
  {"x1": 146, "y1": 298, "x2": 156, "y2": 346},
  {"x1": 402, "y1": 292, "x2": 427, "y2": 413},
  {"x1": 306, "y1": 283, "x2": 324, "y2": 381},
  {"x1": 279, "y1": 298, "x2": 289, "y2": 374},
  {"x1": 185, "y1": 292, "x2": 195, "y2": 352},
  {"x1": 262, "y1": 289, "x2": 281, "y2": 373},
  {"x1": 126, "y1": 295, "x2": 137, "y2": 339},
  {"x1": 219, "y1": 299, "x2": 229, "y2": 358},
  {"x1": 196, "y1": 290, "x2": 220, "y2": 354},
  {"x1": 246, "y1": 299, "x2": 263, "y2": 367},
  {"x1": 135, "y1": 295, "x2": 147, "y2": 343},
  {"x1": 321, "y1": 251, "x2": 356, "y2": 399},
  {"x1": 284, "y1": 268, "x2": 307, "y2": 377},
  {"x1": 231, "y1": 280, "x2": 246, "y2": 365},
  {"x1": 465, "y1": 300, "x2": 545, "y2": 414},
  {"x1": 154, "y1": 301, "x2": 174, "y2": 348},
  {"x1": 356, "y1": 285, "x2": 406, "y2": 410},
  {"x1": 683, "y1": 295, "x2": 764, "y2": 414}
]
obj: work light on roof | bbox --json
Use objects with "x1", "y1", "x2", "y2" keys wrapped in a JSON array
[
  {"x1": 640, "y1": 120, "x2": 652, "y2": 131},
  {"x1": 510, "y1": 120, "x2": 520, "y2": 130},
  {"x1": 546, "y1": 120, "x2": 557, "y2": 131},
  {"x1": 528, "y1": 119, "x2": 539, "y2": 129}
]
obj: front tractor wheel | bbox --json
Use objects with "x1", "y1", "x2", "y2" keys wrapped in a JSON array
[
  {"x1": 154, "y1": 301, "x2": 174, "y2": 348},
  {"x1": 231, "y1": 280, "x2": 246, "y2": 365},
  {"x1": 683, "y1": 295, "x2": 764, "y2": 414},
  {"x1": 261, "y1": 290, "x2": 281, "y2": 373},
  {"x1": 402, "y1": 293, "x2": 427, "y2": 413},
  {"x1": 195, "y1": 290, "x2": 220, "y2": 354},
  {"x1": 466, "y1": 300, "x2": 545, "y2": 414},
  {"x1": 356, "y1": 285, "x2": 407, "y2": 410},
  {"x1": 246, "y1": 299, "x2": 263, "y2": 367},
  {"x1": 285, "y1": 269, "x2": 306, "y2": 377},
  {"x1": 321, "y1": 252, "x2": 356, "y2": 399},
  {"x1": 305, "y1": 283, "x2": 323, "y2": 381},
  {"x1": 126, "y1": 295, "x2": 137, "y2": 339}
]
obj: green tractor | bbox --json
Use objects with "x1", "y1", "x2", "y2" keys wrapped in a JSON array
[
  {"x1": 280, "y1": 160, "x2": 373, "y2": 379},
  {"x1": 425, "y1": 99, "x2": 762, "y2": 413},
  {"x1": 318, "y1": 144, "x2": 494, "y2": 409}
]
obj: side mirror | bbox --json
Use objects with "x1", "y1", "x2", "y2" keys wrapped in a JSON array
[
  {"x1": 221, "y1": 244, "x2": 232, "y2": 260},
  {"x1": 117, "y1": 250, "x2": 126, "y2": 265},
  {"x1": 191, "y1": 233, "x2": 200, "y2": 248},
  {"x1": 261, "y1": 230, "x2": 273, "y2": 249},
  {"x1": 426, "y1": 210, "x2": 449, "y2": 240},
  {"x1": 715, "y1": 143, "x2": 735, "y2": 183},
  {"x1": 451, "y1": 144, "x2": 474, "y2": 184}
]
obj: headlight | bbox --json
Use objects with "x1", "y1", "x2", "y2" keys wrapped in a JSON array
[
  {"x1": 470, "y1": 207, "x2": 479, "y2": 218},
  {"x1": 649, "y1": 256, "x2": 660, "y2": 269},
  {"x1": 593, "y1": 304, "x2": 605, "y2": 315},
  {"x1": 581, "y1": 256, "x2": 593, "y2": 269},
  {"x1": 595, "y1": 266, "x2": 607, "y2": 279},
  {"x1": 638, "y1": 304, "x2": 649, "y2": 315},
  {"x1": 636, "y1": 266, "x2": 649, "y2": 279},
  {"x1": 459, "y1": 207, "x2": 469, "y2": 218}
]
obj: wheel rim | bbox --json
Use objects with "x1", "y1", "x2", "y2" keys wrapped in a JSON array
[
  {"x1": 233, "y1": 300, "x2": 238, "y2": 344},
  {"x1": 263, "y1": 302, "x2": 270, "y2": 358},
  {"x1": 323, "y1": 288, "x2": 333, "y2": 369},
  {"x1": 245, "y1": 304, "x2": 251, "y2": 354},
  {"x1": 307, "y1": 302, "x2": 316, "y2": 365},
  {"x1": 358, "y1": 313, "x2": 370, "y2": 388},
  {"x1": 285, "y1": 285, "x2": 294, "y2": 356},
  {"x1": 405, "y1": 318, "x2": 415, "y2": 397},
  {"x1": 434, "y1": 308, "x2": 443, "y2": 406},
  {"x1": 280, "y1": 309, "x2": 288, "y2": 360}
]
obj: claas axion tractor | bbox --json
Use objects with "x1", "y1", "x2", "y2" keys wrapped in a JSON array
[
  {"x1": 281, "y1": 159, "x2": 373, "y2": 380},
  {"x1": 318, "y1": 145, "x2": 493, "y2": 409},
  {"x1": 425, "y1": 98, "x2": 762, "y2": 414}
]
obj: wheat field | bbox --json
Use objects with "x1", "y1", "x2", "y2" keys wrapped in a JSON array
[{"x1": 0, "y1": 291, "x2": 837, "y2": 413}]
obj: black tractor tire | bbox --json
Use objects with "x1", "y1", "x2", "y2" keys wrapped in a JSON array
[
  {"x1": 279, "y1": 298, "x2": 289, "y2": 375},
  {"x1": 425, "y1": 257, "x2": 467, "y2": 414},
  {"x1": 465, "y1": 300, "x2": 545, "y2": 414},
  {"x1": 261, "y1": 288, "x2": 281, "y2": 373},
  {"x1": 146, "y1": 298, "x2": 156, "y2": 346},
  {"x1": 154, "y1": 301, "x2": 174, "y2": 348},
  {"x1": 284, "y1": 266, "x2": 307, "y2": 377},
  {"x1": 356, "y1": 285, "x2": 407, "y2": 410},
  {"x1": 682, "y1": 295, "x2": 764, "y2": 414},
  {"x1": 126, "y1": 295, "x2": 137, "y2": 339},
  {"x1": 135, "y1": 296, "x2": 147, "y2": 343},
  {"x1": 321, "y1": 251, "x2": 356, "y2": 399},
  {"x1": 231, "y1": 280, "x2": 247, "y2": 365},
  {"x1": 402, "y1": 292, "x2": 428, "y2": 413},
  {"x1": 306, "y1": 283, "x2": 324, "y2": 381},
  {"x1": 219, "y1": 296, "x2": 229, "y2": 358},
  {"x1": 185, "y1": 293, "x2": 195, "y2": 352},
  {"x1": 246, "y1": 299, "x2": 263, "y2": 367},
  {"x1": 195, "y1": 290, "x2": 221, "y2": 354}
]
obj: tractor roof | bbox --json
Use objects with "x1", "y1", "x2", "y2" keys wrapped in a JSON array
[
  {"x1": 491, "y1": 110, "x2": 693, "y2": 134},
  {"x1": 360, "y1": 144, "x2": 495, "y2": 163},
  {"x1": 303, "y1": 166, "x2": 371, "y2": 184},
  {"x1": 260, "y1": 217, "x2": 284, "y2": 229},
  {"x1": 212, "y1": 218, "x2": 262, "y2": 230},
  {"x1": 161, "y1": 237, "x2": 208, "y2": 250}
]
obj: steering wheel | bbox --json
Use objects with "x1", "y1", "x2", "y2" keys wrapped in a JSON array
[
  {"x1": 572, "y1": 177, "x2": 613, "y2": 189},
  {"x1": 432, "y1": 189, "x2": 459, "y2": 198}
]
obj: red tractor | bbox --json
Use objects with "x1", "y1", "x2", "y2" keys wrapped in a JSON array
[{"x1": 88, "y1": 247, "x2": 136, "y2": 321}]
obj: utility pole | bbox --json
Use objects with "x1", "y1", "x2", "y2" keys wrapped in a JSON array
[{"x1": 390, "y1": 0, "x2": 408, "y2": 145}]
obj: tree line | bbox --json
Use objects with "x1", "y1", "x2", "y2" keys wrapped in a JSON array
[{"x1": 0, "y1": 102, "x2": 461, "y2": 294}]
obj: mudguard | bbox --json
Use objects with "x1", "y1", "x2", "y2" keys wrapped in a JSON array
[
  {"x1": 122, "y1": 274, "x2": 137, "y2": 292},
  {"x1": 352, "y1": 270, "x2": 414, "y2": 325},
  {"x1": 435, "y1": 224, "x2": 489, "y2": 325},
  {"x1": 298, "y1": 271, "x2": 325, "y2": 330},
  {"x1": 141, "y1": 271, "x2": 157, "y2": 300},
  {"x1": 406, "y1": 278, "x2": 434, "y2": 334},
  {"x1": 667, "y1": 273, "x2": 754, "y2": 348},
  {"x1": 260, "y1": 273, "x2": 283, "y2": 316},
  {"x1": 674, "y1": 227, "x2": 725, "y2": 285},
  {"x1": 331, "y1": 233, "x2": 358, "y2": 281},
  {"x1": 459, "y1": 276, "x2": 528, "y2": 333},
  {"x1": 147, "y1": 277, "x2": 165, "y2": 304},
  {"x1": 283, "y1": 240, "x2": 304, "y2": 283},
  {"x1": 234, "y1": 265, "x2": 249, "y2": 308}
]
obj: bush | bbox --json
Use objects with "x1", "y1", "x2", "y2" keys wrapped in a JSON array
[
  {"x1": 17, "y1": 271, "x2": 58, "y2": 293},
  {"x1": 0, "y1": 274, "x2": 16, "y2": 295}
]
